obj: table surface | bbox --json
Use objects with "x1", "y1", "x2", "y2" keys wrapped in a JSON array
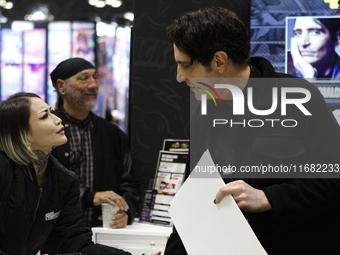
[{"x1": 92, "y1": 221, "x2": 173, "y2": 237}]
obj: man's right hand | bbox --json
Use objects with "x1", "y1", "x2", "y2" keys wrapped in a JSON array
[{"x1": 93, "y1": 190, "x2": 129, "y2": 212}]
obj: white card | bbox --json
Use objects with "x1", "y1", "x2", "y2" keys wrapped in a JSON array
[{"x1": 169, "y1": 150, "x2": 267, "y2": 255}]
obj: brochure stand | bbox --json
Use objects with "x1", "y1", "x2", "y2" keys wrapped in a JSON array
[{"x1": 140, "y1": 139, "x2": 189, "y2": 225}]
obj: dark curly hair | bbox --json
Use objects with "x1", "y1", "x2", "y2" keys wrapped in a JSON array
[{"x1": 166, "y1": 6, "x2": 250, "y2": 67}]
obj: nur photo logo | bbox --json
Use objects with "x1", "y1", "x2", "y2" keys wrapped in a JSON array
[
  {"x1": 192, "y1": 78, "x2": 313, "y2": 128},
  {"x1": 195, "y1": 82, "x2": 223, "y2": 115}
]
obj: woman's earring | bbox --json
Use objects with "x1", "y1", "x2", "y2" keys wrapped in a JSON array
[{"x1": 27, "y1": 142, "x2": 32, "y2": 150}]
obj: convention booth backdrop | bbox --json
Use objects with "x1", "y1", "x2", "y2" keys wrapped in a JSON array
[{"x1": 129, "y1": 0, "x2": 251, "y2": 193}]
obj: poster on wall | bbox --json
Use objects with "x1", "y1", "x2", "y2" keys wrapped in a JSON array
[
  {"x1": 285, "y1": 16, "x2": 340, "y2": 81},
  {"x1": 1, "y1": 64, "x2": 23, "y2": 100},
  {"x1": 285, "y1": 15, "x2": 340, "y2": 124},
  {"x1": 250, "y1": 0, "x2": 338, "y2": 73},
  {"x1": 23, "y1": 29, "x2": 47, "y2": 101},
  {"x1": 72, "y1": 27, "x2": 95, "y2": 64},
  {"x1": 0, "y1": 22, "x2": 97, "y2": 104},
  {"x1": 47, "y1": 22, "x2": 72, "y2": 105},
  {"x1": 23, "y1": 64, "x2": 46, "y2": 100},
  {"x1": 1, "y1": 29, "x2": 22, "y2": 64},
  {"x1": 112, "y1": 26, "x2": 131, "y2": 131},
  {"x1": 23, "y1": 29, "x2": 46, "y2": 64},
  {"x1": 48, "y1": 23, "x2": 72, "y2": 64},
  {"x1": 96, "y1": 25, "x2": 115, "y2": 120}
]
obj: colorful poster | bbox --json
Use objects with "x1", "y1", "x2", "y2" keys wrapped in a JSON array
[
  {"x1": 48, "y1": 28, "x2": 72, "y2": 64},
  {"x1": 47, "y1": 63, "x2": 58, "y2": 106},
  {"x1": 23, "y1": 64, "x2": 46, "y2": 100},
  {"x1": 285, "y1": 16, "x2": 340, "y2": 81},
  {"x1": 1, "y1": 29, "x2": 22, "y2": 64},
  {"x1": 1, "y1": 64, "x2": 23, "y2": 100},
  {"x1": 72, "y1": 29, "x2": 95, "y2": 64},
  {"x1": 23, "y1": 29, "x2": 46, "y2": 64}
]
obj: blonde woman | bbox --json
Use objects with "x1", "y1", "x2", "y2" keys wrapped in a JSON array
[{"x1": 0, "y1": 92, "x2": 160, "y2": 255}]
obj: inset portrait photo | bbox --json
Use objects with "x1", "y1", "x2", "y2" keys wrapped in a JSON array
[{"x1": 286, "y1": 16, "x2": 340, "y2": 81}]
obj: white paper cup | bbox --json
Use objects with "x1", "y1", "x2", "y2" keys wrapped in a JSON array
[{"x1": 101, "y1": 203, "x2": 119, "y2": 228}]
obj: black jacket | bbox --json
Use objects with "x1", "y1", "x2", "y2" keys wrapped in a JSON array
[
  {"x1": 165, "y1": 57, "x2": 340, "y2": 255},
  {"x1": 0, "y1": 152, "x2": 131, "y2": 255},
  {"x1": 52, "y1": 110, "x2": 140, "y2": 227}
]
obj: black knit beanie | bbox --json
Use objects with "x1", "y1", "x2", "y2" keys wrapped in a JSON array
[{"x1": 50, "y1": 58, "x2": 95, "y2": 88}]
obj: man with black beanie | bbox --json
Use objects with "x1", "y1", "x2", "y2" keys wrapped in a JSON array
[{"x1": 50, "y1": 57, "x2": 140, "y2": 229}]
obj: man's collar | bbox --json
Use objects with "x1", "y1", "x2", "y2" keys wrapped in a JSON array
[{"x1": 64, "y1": 110, "x2": 93, "y2": 127}]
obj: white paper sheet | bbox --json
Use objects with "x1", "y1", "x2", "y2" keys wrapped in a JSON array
[{"x1": 168, "y1": 150, "x2": 267, "y2": 255}]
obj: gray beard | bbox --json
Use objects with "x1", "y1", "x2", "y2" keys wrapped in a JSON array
[{"x1": 63, "y1": 86, "x2": 97, "y2": 112}]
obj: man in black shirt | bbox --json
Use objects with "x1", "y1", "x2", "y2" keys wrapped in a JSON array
[{"x1": 165, "y1": 6, "x2": 340, "y2": 255}]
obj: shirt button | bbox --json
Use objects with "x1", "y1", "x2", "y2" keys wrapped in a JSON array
[{"x1": 65, "y1": 152, "x2": 69, "y2": 157}]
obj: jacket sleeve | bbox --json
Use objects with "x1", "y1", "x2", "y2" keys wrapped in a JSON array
[
  {"x1": 41, "y1": 175, "x2": 131, "y2": 255},
  {"x1": 264, "y1": 178, "x2": 340, "y2": 219},
  {"x1": 0, "y1": 155, "x2": 11, "y2": 255}
]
